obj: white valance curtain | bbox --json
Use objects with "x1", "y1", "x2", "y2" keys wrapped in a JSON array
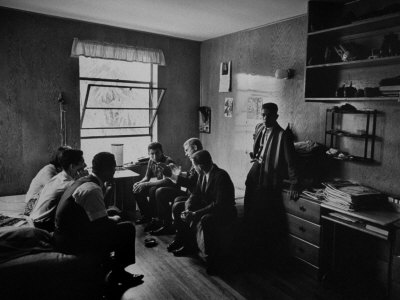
[{"x1": 71, "y1": 38, "x2": 166, "y2": 66}]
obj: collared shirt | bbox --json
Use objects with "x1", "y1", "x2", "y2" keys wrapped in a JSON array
[
  {"x1": 257, "y1": 127, "x2": 273, "y2": 162},
  {"x1": 30, "y1": 170, "x2": 74, "y2": 222},
  {"x1": 25, "y1": 164, "x2": 58, "y2": 203}
]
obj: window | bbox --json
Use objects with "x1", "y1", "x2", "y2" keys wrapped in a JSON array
[{"x1": 79, "y1": 57, "x2": 165, "y2": 166}]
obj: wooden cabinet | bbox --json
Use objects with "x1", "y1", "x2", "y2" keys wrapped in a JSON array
[
  {"x1": 305, "y1": 0, "x2": 400, "y2": 102},
  {"x1": 283, "y1": 190, "x2": 322, "y2": 278}
]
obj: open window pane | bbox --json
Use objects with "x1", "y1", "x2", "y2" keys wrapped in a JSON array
[
  {"x1": 81, "y1": 128, "x2": 149, "y2": 138},
  {"x1": 82, "y1": 109, "x2": 151, "y2": 128}
]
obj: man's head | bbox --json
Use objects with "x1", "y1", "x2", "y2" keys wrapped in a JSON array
[
  {"x1": 148, "y1": 142, "x2": 164, "y2": 163},
  {"x1": 183, "y1": 138, "x2": 203, "y2": 158},
  {"x1": 50, "y1": 145, "x2": 72, "y2": 171},
  {"x1": 191, "y1": 150, "x2": 213, "y2": 174},
  {"x1": 59, "y1": 149, "x2": 86, "y2": 179},
  {"x1": 261, "y1": 102, "x2": 279, "y2": 128},
  {"x1": 92, "y1": 152, "x2": 116, "y2": 182}
]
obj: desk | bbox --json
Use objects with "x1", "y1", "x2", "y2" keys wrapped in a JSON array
[
  {"x1": 320, "y1": 203, "x2": 400, "y2": 298},
  {"x1": 110, "y1": 169, "x2": 140, "y2": 211}
]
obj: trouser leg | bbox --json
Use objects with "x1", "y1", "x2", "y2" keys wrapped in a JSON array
[
  {"x1": 156, "y1": 187, "x2": 186, "y2": 224},
  {"x1": 134, "y1": 188, "x2": 151, "y2": 219},
  {"x1": 147, "y1": 186, "x2": 159, "y2": 218},
  {"x1": 172, "y1": 200, "x2": 190, "y2": 243},
  {"x1": 199, "y1": 214, "x2": 218, "y2": 258}
]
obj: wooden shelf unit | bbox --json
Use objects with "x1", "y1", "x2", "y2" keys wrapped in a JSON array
[{"x1": 305, "y1": 0, "x2": 400, "y2": 102}]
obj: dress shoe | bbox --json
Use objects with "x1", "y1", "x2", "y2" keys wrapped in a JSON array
[
  {"x1": 172, "y1": 246, "x2": 195, "y2": 257},
  {"x1": 150, "y1": 225, "x2": 175, "y2": 236},
  {"x1": 167, "y1": 240, "x2": 182, "y2": 252},
  {"x1": 135, "y1": 217, "x2": 150, "y2": 225},
  {"x1": 105, "y1": 270, "x2": 144, "y2": 288}
]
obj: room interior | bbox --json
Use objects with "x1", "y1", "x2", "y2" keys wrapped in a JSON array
[{"x1": 1, "y1": 0, "x2": 400, "y2": 299}]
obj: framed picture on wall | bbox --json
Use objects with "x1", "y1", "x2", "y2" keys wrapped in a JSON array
[{"x1": 199, "y1": 106, "x2": 211, "y2": 133}]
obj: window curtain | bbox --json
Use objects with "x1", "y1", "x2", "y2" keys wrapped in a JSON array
[{"x1": 71, "y1": 38, "x2": 166, "y2": 66}]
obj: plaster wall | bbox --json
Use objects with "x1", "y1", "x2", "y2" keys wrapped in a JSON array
[
  {"x1": 200, "y1": 15, "x2": 400, "y2": 197},
  {"x1": 0, "y1": 8, "x2": 200, "y2": 196}
]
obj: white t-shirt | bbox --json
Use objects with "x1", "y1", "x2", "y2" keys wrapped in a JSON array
[
  {"x1": 30, "y1": 171, "x2": 74, "y2": 222},
  {"x1": 72, "y1": 179, "x2": 107, "y2": 222},
  {"x1": 25, "y1": 164, "x2": 57, "y2": 202}
]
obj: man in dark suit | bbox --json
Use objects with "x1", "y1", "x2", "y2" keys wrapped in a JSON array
[
  {"x1": 168, "y1": 150, "x2": 237, "y2": 272},
  {"x1": 244, "y1": 102, "x2": 300, "y2": 259}
]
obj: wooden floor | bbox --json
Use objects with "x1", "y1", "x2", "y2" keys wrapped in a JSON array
[{"x1": 119, "y1": 218, "x2": 387, "y2": 300}]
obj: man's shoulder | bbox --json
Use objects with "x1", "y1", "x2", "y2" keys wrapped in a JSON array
[{"x1": 163, "y1": 156, "x2": 175, "y2": 164}]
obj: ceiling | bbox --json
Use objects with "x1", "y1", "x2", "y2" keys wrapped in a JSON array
[{"x1": 0, "y1": 0, "x2": 308, "y2": 41}]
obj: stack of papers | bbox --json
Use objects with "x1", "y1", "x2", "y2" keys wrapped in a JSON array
[
  {"x1": 301, "y1": 188, "x2": 325, "y2": 202},
  {"x1": 322, "y1": 180, "x2": 385, "y2": 211}
]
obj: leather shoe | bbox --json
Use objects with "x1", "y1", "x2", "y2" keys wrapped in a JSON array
[
  {"x1": 150, "y1": 225, "x2": 175, "y2": 236},
  {"x1": 105, "y1": 270, "x2": 144, "y2": 288},
  {"x1": 167, "y1": 240, "x2": 182, "y2": 252},
  {"x1": 173, "y1": 246, "x2": 195, "y2": 257}
]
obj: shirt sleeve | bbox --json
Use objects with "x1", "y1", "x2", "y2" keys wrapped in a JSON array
[{"x1": 73, "y1": 183, "x2": 108, "y2": 221}]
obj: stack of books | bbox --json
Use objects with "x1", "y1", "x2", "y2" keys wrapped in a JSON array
[
  {"x1": 322, "y1": 180, "x2": 385, "y2": 211},
  {"x1": 379, "y1": 85, "x2": 400, "y2": 97}
]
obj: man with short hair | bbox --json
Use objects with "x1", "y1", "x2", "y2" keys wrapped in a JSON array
[
  {"x1": 151, "y1": 137, "x2": 203, "y2": 235},
  {"x1": 54, "y1": 152, "x2": 143, "y2": 287},
  {"x1": 244, "y1": 102, "x2": 300, "y2": 258},
  {"x1": 169, "y1": 150, "x2": 237, "y2": 273},
  {"x1": 132, "y1": 142, "x2": 178, "y2": 231},
  {"x1": 29, "y1": 149, "x2": 86, "y2": 231}
]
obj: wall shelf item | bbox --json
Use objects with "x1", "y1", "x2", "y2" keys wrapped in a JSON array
[
  {"x1": 324, "y1": 108, "x2": 378, "y2": 162},
  {"x1": 305, "y1": 0, "x2": 400, "y2": 102},
  {"x1": 199, "y1": 106, "x2": 211, "y2": 133}
]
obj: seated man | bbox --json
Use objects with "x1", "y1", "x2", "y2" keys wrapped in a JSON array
[
  {"x1": 54, "y1": 152, "x2": 143, "y2": 287},
  {"x1": 24, "y1": 145, "x2": 71, "y2": 215},
  {"x1": 29, "y1": 149, "x2": 86, "y2": 231},
  {"x1": 151, "y1": 137, "x2": 203, "y2": 235},
  {"x1": 132, "y1": 142, "x2": 178, "y2": 231},
  {"x1": 169, "y1": 150, "x2": 237, "y2": 273}
]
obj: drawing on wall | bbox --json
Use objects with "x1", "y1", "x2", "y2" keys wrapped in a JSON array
[
  {"x1": 224, "y1": 98, "x2": 233, "y2": 118},
  {"x1": 199, "y1": 106, "x2": 211, "y2": 133},
  {"x1": 247, "y1": 97, "x2": 263, "y2": 119},
  {"x1": 219, "y1": 61, "x2": 232, "y2": 92}
]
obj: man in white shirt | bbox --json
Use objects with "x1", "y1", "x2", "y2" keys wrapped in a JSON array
[
  {"x1": 30, "y1": 149, "x2": 86, "y2": 231},
  {"x1": 54, "y1": 152, "x2": 143, "y2": 289}
]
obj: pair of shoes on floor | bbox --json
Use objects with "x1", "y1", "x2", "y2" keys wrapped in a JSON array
[
  {"x1": 105, "y1": 270, "x2": 144, "y2": 288},
  {"x1": 167, "y1": 239, "x2": 182, "y2": 252},
  {"x1": 135, "y1": 217, "x2": 151, "y2": 225},
  {"x1": 150, "y1": 224, "x2": 175, "y2": 236}
]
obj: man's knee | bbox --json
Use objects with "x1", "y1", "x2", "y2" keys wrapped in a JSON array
[
  {"x1": 174, "y1": 196, "x2": 188, "y2": 204},
  {"x1": 172, "y1": 201, "x2": 185, "y2": 214}
]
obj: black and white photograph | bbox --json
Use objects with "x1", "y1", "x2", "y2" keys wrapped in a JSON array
[{"x1": 1, "y1": 0, "x2": 400, "y2": 300}]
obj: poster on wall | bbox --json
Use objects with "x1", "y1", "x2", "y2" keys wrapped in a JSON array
[
  {"x1": 224, "y1": 97, "x2": 233, "y2": 117},
  {"x1": 247, "y1": 97, "x2": 263, "y2": 120},
  {"x1": 199, "y1": 106, "x2": 211, "y2": 133},
  {"x1": 219, "y1": 61, "x2": 232, "y2": 92}
]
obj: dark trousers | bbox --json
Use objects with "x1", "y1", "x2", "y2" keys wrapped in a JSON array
[
  {"x1": 134, "y1": 186, "x2": 158, "y2": 219},
  {"x1": 244, "y1": 161, "x2": 289, "y2": 259},
  {"x1": 172, "y1": 195, "x2": 204, "y2": 245},
  {"x1": 155, "y1": 187, "x2": 187, "y2": 224},
  {"x1": 55, "y1": 221, "x2": 136, "y2": 268}
]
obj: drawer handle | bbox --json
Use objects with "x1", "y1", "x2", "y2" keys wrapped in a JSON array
[
  {"x1": 299, "y1": 226, "x2": 306, "y2": 232},
  {"x1": 299, "y1": 206, "x2": 306, "y2": 212}
]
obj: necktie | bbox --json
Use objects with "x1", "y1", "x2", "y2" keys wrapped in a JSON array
[
  {"x1": 256, "y1": 129, "x2": 267, "y2": 159},
  {"x1": 201, "y1": 175, "x2": 207, "y2": 193}
]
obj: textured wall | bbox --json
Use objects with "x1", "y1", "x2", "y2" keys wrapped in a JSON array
[
  {"x1": 0, "y1": 8, "x2": 200, "y2": 196},
  {"x1": 200, "y1": 15, "x2": 400, "y2": 197}
]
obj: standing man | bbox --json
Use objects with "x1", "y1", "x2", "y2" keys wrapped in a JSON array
[
  {"x1": 132, "y1": 142, "x2": 177, "y2": 231},
  {"x1": 54, "y1": 152, "x2": 143, "y2": 288},
  {"x1": 169, "y1": 150, "x2": 237, "y2": 273},
  {"x1": 151, "y1": 138, "x2": 203, "y2": 235},
  {"x1": 244, "y1": 102, "x2": 300, "y2": 258}
]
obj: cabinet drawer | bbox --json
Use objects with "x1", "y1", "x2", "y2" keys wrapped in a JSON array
[
  {"x1": 283, "y1": 192, "x2": 320, "y2": 224},
  {"x1": 289, "y1": 235, "x2": 319, "y2": 267},
  {"x1": 287, "y1": 213, "x2": 320, "y2": 246}
]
